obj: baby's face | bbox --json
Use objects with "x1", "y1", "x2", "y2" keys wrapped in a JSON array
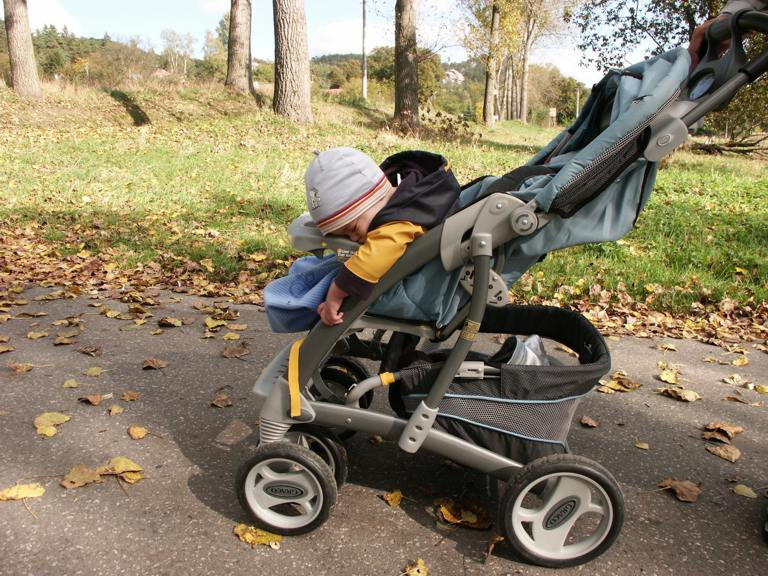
[{"x1": 328, "y1": 201, "x2": 380, "y2": 243}]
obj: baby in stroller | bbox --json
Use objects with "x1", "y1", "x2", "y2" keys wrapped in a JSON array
[{"x1": 244, "y1": 10, "x2": 768, "y2": 569}]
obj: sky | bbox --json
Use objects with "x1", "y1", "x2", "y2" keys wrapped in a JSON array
[{"x1": 13, "y1": 0, "x2": 605, "y2": 85}]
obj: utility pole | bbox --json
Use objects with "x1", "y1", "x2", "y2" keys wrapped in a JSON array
[{"x1": 362, "y1": 0, "x2": 368, "y2": 100}]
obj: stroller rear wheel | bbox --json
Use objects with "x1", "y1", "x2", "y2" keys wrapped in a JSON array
[
  {"x1": 316, "y1": 357, "x2": 373, "y2": 441},
  {"x1": 498, "y1": 454, "x2": 624, "y2": 568},
  {"x1": 236, "y1": 442, "x2": 337, "y2": 535},
  {"x1": 285, "y1": 424, "x2": 349, "y2": 487}
]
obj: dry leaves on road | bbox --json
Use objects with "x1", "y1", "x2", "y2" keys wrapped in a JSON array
[
  {"x1": 701, "y1": 421, "x2": 744, "y2": 444},
  {"x1": 96, "y1": 456, "x2": 144, "y2": 484},
  {"x1": 127, "y1": 426, "x2": 148, "y2": 440},
  {"x1": 34, "y1": 412, "x2": 70, "y2": 437},
  {"x1": 122, "y1": 390, "x2": 140, "y2": 401},
  {"x1": 83, "y1": 367, "x2": 104, "y2": 377},
  {"x1": 222, "y1": 342, "x2": 250, "y2": 359},
  {"x1": 211, "y1": 386, "x2": 233, "y2": 408},
  {"x1": 60, "y1": 465, "x2": 102, "y2": 489},
  {"x1": 233, "y1": 524, "x2": 282, "y2": 550},
  {"x1": 8, "y1": 361, "x2": 34, "y2": 373},
  {"x1": 142, "y1": 357, "x2": 168, "y2": 370},
  {"x1": 402, "y1": 558, "x2": 429, "y2": 576},
  {"x1": 580, "y1": 416, "x2": 600, "y2": 428},
  {"x1": 733, "y1": 484, "x2": 758, "y2": 498},
  {"x1": 705, "y1": 444, "x2": 741, "y2": 462},
  {"x1": 434, "y1": 497, "x2": 492, "y2": 530},
  {"x1": 158, "y1": 316, "x2": 182, "y2": 328},
  {"x1": 0, "y1": 483, "x2": 45, "y2": 501},
  {"x1": 657, "y1": 386, "x2": 701, "y2": 402},
  {"x1": 382, "y1": 489, "x2": 403, "y2": 508},
  {"x1": 596, "y1": 370, "x2": 641, "y2": 394},
  {"x1": 659, "y1": 478, "x2": 702, "y2": 503}
]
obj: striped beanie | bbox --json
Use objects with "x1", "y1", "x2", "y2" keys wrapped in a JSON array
[{"x1": 305, "y1": 147, "x2": 395, "y2": 235}]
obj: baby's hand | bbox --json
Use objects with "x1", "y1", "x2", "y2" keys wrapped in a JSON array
[
  {"x1": 317, "y1": 281, "x2": 348, "y2": 326},
  {"x1": 317, "y1": 300, "x2": 344, "y2": 326}
]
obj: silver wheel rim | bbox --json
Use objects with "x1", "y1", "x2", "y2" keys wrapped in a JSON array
[
  {"x1": 510, "y1": 472, "x2": 614, "y2": 562},
  {"x1": 243, "y1": 457, "x2": 324, "y2": 531},
  {"x1": 285, "y1": 431, "x2": 336, "y2": 476}
]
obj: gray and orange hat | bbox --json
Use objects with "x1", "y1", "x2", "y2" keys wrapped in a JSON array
[{"x1": 305, "y1": 147, "x2": 395, "y2": 235}]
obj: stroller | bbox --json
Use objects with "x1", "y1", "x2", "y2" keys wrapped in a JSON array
[{"x1": 238, "y1": 12, "x2": 768, "y2": 568}]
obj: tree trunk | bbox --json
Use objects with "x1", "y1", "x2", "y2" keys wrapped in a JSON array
[
  {"x1": 225, "y1": 0, "x2": 254, "y2": 94},
  {"x1": 519, "y1": 48, "x2": 529, "y2": 123},
  {"x1": 273, "y1": 0, "x2": 313, "y2": 123},
  {"x1": 394, "y1": 0, "x2": 419, "y2": 131},
  {"x1": 497, "y1": 56, "x2": 507, "y2": 121},
  {"x1": 3, "y1": 0, "x2": 41, "y2": 98},
  {"x1": 504, "y1": 57, "x2": 512, "y2": 120},
  {"x1": 483, "y1": 3, "x2": 500, "y2": 127}
]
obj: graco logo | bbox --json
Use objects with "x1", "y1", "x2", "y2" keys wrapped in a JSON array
[
  {"x1": 265, "y1": 483, "x2": 305, "y2": 499},
  {"x1": 544, "y1": 497, "x2": 579, "y2": 530}
]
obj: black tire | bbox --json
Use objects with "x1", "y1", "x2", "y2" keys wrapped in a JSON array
[
  {"x1": 285, "y1": 424, "x2": 349, "y2": 488},
  {"x1": 236, "y1": 442, "x2": 337, "y2": 536},
  {"x1": 497, "y1": 454, "x2": 624, "y2": 568},
  {"x1": 317, "y1": 357, "x2": 373, "y2": 441}
]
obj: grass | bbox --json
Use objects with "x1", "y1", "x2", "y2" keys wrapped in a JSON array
[{"x1": 1, "y1": 84, "x2": 766, "y2": 310}]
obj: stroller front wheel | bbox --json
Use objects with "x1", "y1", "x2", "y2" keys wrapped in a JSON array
[
  {"x1": 498, "y1": 454, "x2": 624, "y2": 568},
  {"x1": 236, "y1": 442, "x2": 338, "y2": 536}
]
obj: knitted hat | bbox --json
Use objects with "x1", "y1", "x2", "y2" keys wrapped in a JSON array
[{"x1": 305, "y1": 147, "x2": 395, "y2": 235}]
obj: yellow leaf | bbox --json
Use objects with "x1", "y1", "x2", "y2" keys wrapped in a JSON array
[
  {"x1": 34, "y1": 412, "x2": 70, "y2": 437},
  {"x1": 8, "y1": 362, "x2": 33, "y2": 373},
  {"x1": 635, "y1": 442, "x2": 650, "y2": 450},
  {"x1": 118, "y1": 471, "x2": 143, "y2": 484},
  {"x1": 706, "y1": 444, "x2": 741, "y2": 463},
  {"x1": 142, "y1": 357, "x2": 168, "y2": 370},
  {"x1": 84, "y1": 367, "x2": 104, "y2": 377},
  {"x1": 755, "y1": 385, "x2": 768, "y2": 394},
  {"x1": 205, "y1": 316, "x2": 228, "y2": 329},
  {"x1": 108, "y1": 404, "x2": 124, "y2": 416},
  {"x1": 233, "y1": 524, "x2": 283, "y2": 549},
  {"x1": 658, "y1": 368, "x2": 679, "y2": 385},
  {"x1": 96, "y1": 456, "x2": 143, "y2": 476},
  {"x1": 0, "y1": 483, "x2": 45, "y2": 501},
  {"x1": 403, "y1": 558, "x2": 428, "y2": 576},
  {"x1": 122, "y1": 390, "x2": 140, "y2": 401},
  {"x1": 26, "y1": 331, "x2": 48, "y2": 340},
  {"x1": 434, "y1": 497, "x2": 492, "y2": 529},
  {"x1": 128, "y1": 426, "x2": 148, "y2": 440},
  {"x1": 383, "y1": 489, "x2": 403, "y2": 508},
  {"x1": 222, "y1": 332, "x2": 240, "y2": 341},
  {"x1": 0, "y1": 344, "x2": 15, "y2": 354},
  {"x1": 227, "y1": 323, "x2": 248, "y2": 331},
  {"x1": 158, "y1": 316, "x2": 182, "y2": 327},
  {"x1": 60, "y1": 465, "x2": 102, "y2": 489},
  {"x1": 733, "y1": 484, "x2": 758, "y2": 498},
  {"x1": 731, "y1": 356, "x2": 749, "y2": 367},
  {"x1": 200, "y1": 258, "x2": 215, "y2": 273},
  {"x1": 79, "y1": 394, "x2": 104, "y2": 406}
]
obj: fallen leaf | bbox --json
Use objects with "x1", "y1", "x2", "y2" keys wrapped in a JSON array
[
  {"x1": 60, "y1": 465, "x2": 102, "y2": 489},
  {"x1": 755, "y1": 384, "x2": 768, "y2": 395},
  {"x1": 108, "y1": 404, "x2": 124, "y2": 416},
  {"x1": 201, "y1": 330, "x2": 216, "y2": 339},
  {"x1": 655, "y1": 343, "x2": 678, "y2": 352},
  {"x1": 127, "y1": 426, "x2": 148, "y2": 440},
  {"x1": 402, "y1": 558, "x2": 428, "y2": 576},
  {"x1": 703, "y1": 421, "x2": 744, "y2": 440},
  {"x1": 732, "y1": 484, "x2": 758, "y2": 498},
  {"x1": 554, "y1": 344, "x2": 579, "y2": 358},
  {"x1": 26, "y1": 331, "x2": 48, "y2": 340},
  {"x1": 119, "y1": 471, "x2": 144, "y2": 484},
  {"x1": 222, "y1": 332, "x2": 240, "y2": 341},
  {"x1": 382, "y1": 489, "x2": 403, "y2": 508},
  {"x1": 63, "y1": 379, "x2": 80, "y2": 388},
  {"x1": 722, "y1": 374, "x2": 751, "y2": 386},
  {"x1": 701, "y1": 430, "x2": 731, "y2": 444},
  {"x1": 0, "y1": 344, "x2": 14, "y2": 354},
  {"x1": 659, "y1": 478, "x2": 702, "y2": 502},
  {"x1": 158, "y1": 316, "x2": 182, "y2": 328},
  {"x1": 580, "y1": 416, "x2": 599, "y2": 428},
  {"x1": 8, "y1": 362, "x2": 33, "y2": 373},
  {"x1": 658, "y1": 386, "x2": 701, "y2": 402},
  {"x1": 211, "y1": 389, "x2": 232, "y2": 408},
  {"x1": 222, "y1": 343, "x2": 250, "y2": 359},
  {"x1": 54, "y1": 336, "x2": 78, "y2": 345},
  {"x1": 0, "y1": 336, "x2": 9, "y2": 343},
  {"x1": 96, "y1": 456, "x2": 143, "y2": 476},
  {"x1": 705, "y1": 444, "x2": 741, "y2": 462},
  {"x1": 233, "y1": 523, "x2": 282, "y2": 549},
  {"x1": 369, "y1": 435, "x2": 384, "y2": 445},
  {"x1": 79, "y1": 394, "x2": 104, "y2": 406},
  {"x1": 434, "y1": 497, "x2": 492, "y2": 529},
  {"x1": 78, "y1": 346, "x2": 102, "y2": 357},
  {"x1": 227, "y1": 323, "x2": 248, "y2": 331},
  {"x1": 150, "y1": 329, "x2": 164, "y2": 336},
  {"x1": 485, "y1": 533, "x2": 504, "y2": 563},
  {"x1": 703, "y1": 356, "x2": 717, "y2": 363},
  {"x1": 635, "y1": 442, "x2": 650, "y2": 450},
  {"x1": 205, "y1": 316, "x2": 228, "y2": 330},
  {"x1": 34, "y1": 412, "x2": 70, "y2": 437},
  {"x1": 57, "y1": 327, "x2": 80, "y2": 339},
  {"x1": 731, "y1": 355, "x2": 749, "y2": 367},
  {"x1": 658, "y1": 368, "x2": 679, "y2": 385},
  {"x1": 142, "y1": 357, "x2": 168, "y2": 370},
  {"x1": 0, "y1": 483, "x2": 45, "y2": 501},
  {"x1": 122, "y1": 391, "x2": 140, "y2": 401}
]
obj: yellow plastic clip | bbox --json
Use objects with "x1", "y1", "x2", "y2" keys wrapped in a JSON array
[
  {"x1": 288, "y1": 338, "x2": 305, "y2": 418},
  {"x1": 379, "y1": 372, "x2": 395, "y2": 387}
]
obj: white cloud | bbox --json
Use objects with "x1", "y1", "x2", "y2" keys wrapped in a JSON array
[{"x1": 27, "y1": 0, "x2": 81, "y2": 34}]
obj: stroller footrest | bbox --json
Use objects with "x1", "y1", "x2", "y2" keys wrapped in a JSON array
[{"x1": 399, "y1": 401, "x2": 439, "y2": 453}]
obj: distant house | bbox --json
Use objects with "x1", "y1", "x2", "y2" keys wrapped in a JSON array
[{"x1": 443, "y1": 69, "x2": 465, "y2": 84}]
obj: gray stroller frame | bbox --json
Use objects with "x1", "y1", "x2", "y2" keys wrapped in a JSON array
[{"x1": 240, "y1": 12, "x2": 768, "y2": 569}]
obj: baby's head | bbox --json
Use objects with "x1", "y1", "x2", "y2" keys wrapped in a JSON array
[{"x1": 305, "y1": 147, "x2": 395, "y2": 243}]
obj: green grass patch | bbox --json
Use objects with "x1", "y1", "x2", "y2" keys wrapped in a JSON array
[{"x1": 1, "y1": 86, "x2": 766, "y2": 310}]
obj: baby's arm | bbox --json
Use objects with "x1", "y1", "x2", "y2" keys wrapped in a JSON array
[
  {"x1": 317, "y1": 222, "x2": 425, "y2": 326},
  {"x1": 317, "y1": 281, "x2": 348, "y2": 326}
]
